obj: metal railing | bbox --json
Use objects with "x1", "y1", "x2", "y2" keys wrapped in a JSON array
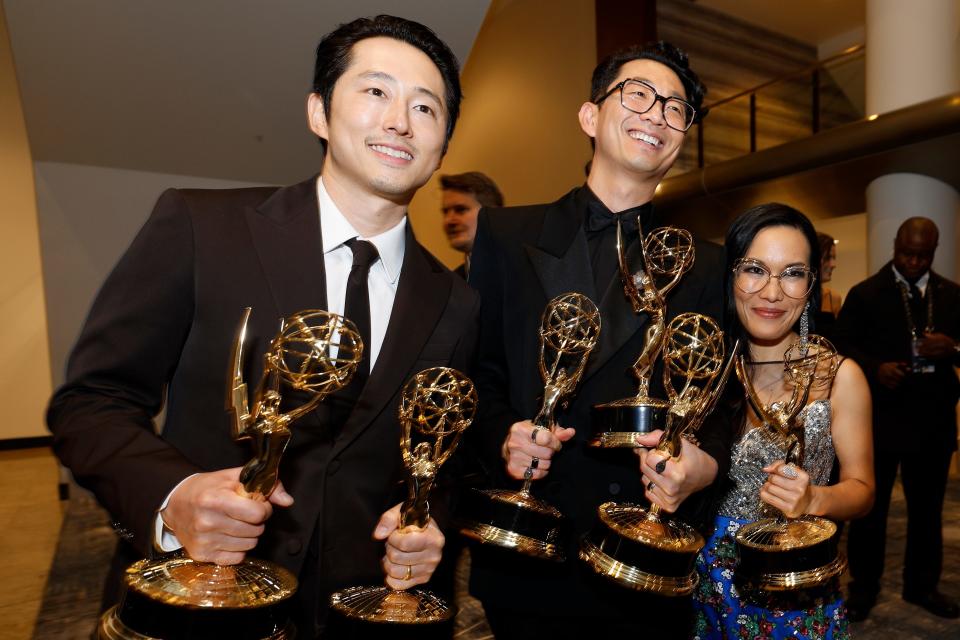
[{"x1": 684, "y1": 45, "x2": 866, "y2": 172}]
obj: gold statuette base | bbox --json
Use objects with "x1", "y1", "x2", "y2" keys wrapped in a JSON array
[
  {"x1": 579, "y1": 538, "x2": 698, "y2": 596},
  {"x1": 735, "y1": 516, "x2": 845, "y2": 591},
  {"x1": 746, "y1": 555, "x2": 848, "y2": 592},
  {"x1": 329, "y1": 585, "x2": 452, "y2": 624},
  {"x1": 98, "y1": 555, "x2": 298, "y2": 639},
  {"x1": 460, "y1": 521, "x2": 564, "y2": 562},
  {"x1": 598, "y1": 503, "x2": 704, "y2": 553},
  {"x1": 123, "y1": 555, "x2": 297, "y2": 608},
  {"x1": 458, "y1": 488, "x2": 565, "y2": 561}
]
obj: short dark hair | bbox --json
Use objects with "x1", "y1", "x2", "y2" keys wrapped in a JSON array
[
  {"x1": 312, "y1": 15, "x2": 462, "y2": 152},
  {"x1": 439, "y1": 172, "x2": 504, "y2": 208},
  {"x1": 590, "y1": 41, "x2": 708, "y2": 122},
  {"x1": 724, "y1": 202, "x2": 822, "y2": 354}
]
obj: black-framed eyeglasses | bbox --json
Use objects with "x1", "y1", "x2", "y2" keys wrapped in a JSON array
[
  {"x1": 733, "y1": 258, "x2": 816, "y2": 299},
  {"x1": 594, "y1": 79, "x2": 697, "y2": 132}
]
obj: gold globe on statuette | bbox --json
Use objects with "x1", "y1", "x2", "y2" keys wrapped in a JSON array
[
  {"x1": 590, "y1": 219, "x2": 696, "y2": 448},
  {"x1": 459, "y1": 292, "x2": 601, "y2": 561},
  {"x1": 734, "y1": 335, "x2": 845, "y2": 591},
  {"x1": 581, "y1": 314, "x2": 738, "y2": 595},
  {"x1": 329, "y1": 367, "x2": 477, "y2": 625},
  {"x1": 99, "y1": 308, "x2": 362, "y2": 640}
]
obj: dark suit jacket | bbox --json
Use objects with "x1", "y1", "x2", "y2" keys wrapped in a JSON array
[
  {"x1": 466, "y1": 187, "x2": 727, "y2": 617},
  {"x1": 47, "y1": 177, "x2": 479, "y2": 628},
  {"x1": 833, "y1": 262, "x2": 960, "y2": 453}
]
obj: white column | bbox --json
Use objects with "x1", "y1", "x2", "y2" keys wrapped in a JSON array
[{"x1": 865, "y1": 0, "x2": 960, "y2": 277}]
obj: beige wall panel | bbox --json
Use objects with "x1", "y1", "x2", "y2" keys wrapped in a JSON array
[
  {"x1": 813, "y1": 212, "x2": 868, "y2": 300},
  {"x1": 409, "y1": 0, "x2": 596, "y2": 269},
  {"x1": 0, "y1": 5, "x2": 53, "y2": 439}
]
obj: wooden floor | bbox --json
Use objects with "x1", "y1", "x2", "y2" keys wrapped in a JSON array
[{"x1": 0, "y1": 448, "x2": 65, "y2": 640}]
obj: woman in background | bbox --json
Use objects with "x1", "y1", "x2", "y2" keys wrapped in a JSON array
[
  {"x1": 818, "y1": 232, "x2": 842, "y2": 312},
  {"x1": 693, "y1": 204, "x2": 874, "y2": 640}
]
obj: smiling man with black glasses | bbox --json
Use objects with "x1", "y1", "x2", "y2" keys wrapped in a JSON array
[{"x1": 467, "y1": 42, "x2": 730, "y2": 637}]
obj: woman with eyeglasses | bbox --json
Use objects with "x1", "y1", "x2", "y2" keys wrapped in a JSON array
[{"x1": 692, "y1": 203, "x2": 874, "y2": 639}]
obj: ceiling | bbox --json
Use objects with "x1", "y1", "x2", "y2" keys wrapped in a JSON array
[
  {"x1": 696, "y1": 0, "x2": 865, "y2": 47},
  {"x1": 3, "y1": 0, "x2": 490, "y2": 185}
]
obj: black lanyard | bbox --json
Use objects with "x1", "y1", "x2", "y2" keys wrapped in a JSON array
[{"x1": 895, "y1": 276, "x2": 934, "y2": 337}]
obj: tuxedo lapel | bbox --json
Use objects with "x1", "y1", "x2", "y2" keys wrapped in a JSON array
[
  {"x1": 332, "y1": 224, "x2": 452, "y2": 456},
  {"x1": 246, "y1": 177, "x2": 328, "y2": 316},
  {"x1": 524, "y1": 189, "x2": 596, "y2": 303},
  {"x1": 524, "y1": 188, "x2": 649, "y2": 382}
]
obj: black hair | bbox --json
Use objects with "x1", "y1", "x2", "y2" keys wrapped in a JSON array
[
  {"x1": 439, "y1": 172, "x2": 504, "y2": 208},
  {"x1": 312, "y1": 15, "x2": 462, "y2": 153},
  {"x1": 590, "y1": 41, "x2": 708, "y2": 122}
]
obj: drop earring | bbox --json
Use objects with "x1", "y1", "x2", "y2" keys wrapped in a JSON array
[{"x1": 800, "y1": 301, "x2": 810, "y2": 351}]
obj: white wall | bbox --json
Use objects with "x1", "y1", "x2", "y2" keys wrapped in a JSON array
[{"x1": 36, "y1": 162, "x2": 267, "y2": 388}]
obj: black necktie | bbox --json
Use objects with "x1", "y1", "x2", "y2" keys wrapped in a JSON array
[
  {"x1": 909, "y1": 283, "x2": 925, "y2": 327},
  {"x1": 342, "y1": 238, "x2": 379, "y2": 389}
]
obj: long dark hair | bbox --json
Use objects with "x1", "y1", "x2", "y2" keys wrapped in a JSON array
[{"x1": 722, "y1": 202, "x2": 822, "y2": 434}]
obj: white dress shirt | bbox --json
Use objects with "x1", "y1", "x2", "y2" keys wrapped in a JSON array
[
  {"x1": 892, "y1": 264, "x2": 930, "y2": 297},
  {"x1": 155, "y1": 177, "x2": 407, "y2": 551},
  {"x1": 317, "y1": 176, "x2": 405, "y2": 368}
]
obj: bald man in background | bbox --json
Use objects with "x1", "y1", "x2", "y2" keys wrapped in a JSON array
[{"x1": 835, "y1": 217, "x2": 960, "y2": 621}]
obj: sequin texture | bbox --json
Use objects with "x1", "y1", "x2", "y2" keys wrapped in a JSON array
[{"x1": 716, "y1": 399, "x2": 835, "y2": 520}]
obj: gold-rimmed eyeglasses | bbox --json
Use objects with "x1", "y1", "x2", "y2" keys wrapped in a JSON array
[{"x1": 733, "y1": 259, "x2": 816, "y2": 299}]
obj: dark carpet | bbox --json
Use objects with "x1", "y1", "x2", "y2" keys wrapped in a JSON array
[{"x1": 33, "y1": 476, "x2": 958, "y2": 639}]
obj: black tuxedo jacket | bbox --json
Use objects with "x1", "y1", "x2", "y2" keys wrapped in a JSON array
[
  {"x1": 47, "y1": 177, "x2": 479, "y2": 625},
  {"x1": 833, "y1": 262, "x2": 960, "y2": 453},
  {"x1": 466, "y1": 187, "x2": 727, "y2": 617}
]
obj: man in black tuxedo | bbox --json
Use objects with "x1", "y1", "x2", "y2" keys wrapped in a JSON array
[
  {"x1": 836, "y1": 217, "x2": 960, "y2": 620},
  {"x1": 47, "y1": 15, "x2": 478, "y2": 637},
  {"x1": 467, "y1": 42, "x2": 727, "y2": 636},
  {"x1": 439, "y1": 171, "x2": 503, "y2": 279}
]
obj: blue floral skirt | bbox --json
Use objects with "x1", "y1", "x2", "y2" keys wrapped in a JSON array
[{"x1": 692, "y1": 515, "x2": 849, "y2": 640}]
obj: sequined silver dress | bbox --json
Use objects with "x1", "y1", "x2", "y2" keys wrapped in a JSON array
[
  {"x1": 692, "y1": 399, "x2": 849, "y2": 640},
  {"x1": 716, "y1": 399, "x2": 836, "y2": 520}
]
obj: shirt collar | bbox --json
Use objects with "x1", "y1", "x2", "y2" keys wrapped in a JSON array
[
  {"x1": 892, "y1": 264, "x2": 930, "y2": 292},
  {"x1": 317, "y1": 177, "x2": 406, "y2": 284}
]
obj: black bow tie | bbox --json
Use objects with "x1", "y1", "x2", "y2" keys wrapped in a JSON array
[{"x1": 583, "y1": 197, "x2": 651, "y2": 236}]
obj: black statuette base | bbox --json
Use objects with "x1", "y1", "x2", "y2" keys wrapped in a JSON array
[
  {"x1": 100, "y1": 589, "x2": 294, "y2": 639},
  {"x1": 589, "y1": 402, "x2": 667, "y2": 447}
]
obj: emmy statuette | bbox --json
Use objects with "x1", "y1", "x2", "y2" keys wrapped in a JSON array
[
  {"x1": 734, "y1": 335, "x2": 845, "y2": 591},
  {"x1": 590, "y1": 219, "x2": 695, "y2": 447},
  {"x1": 459, "y1": 292, "x2": 601, "y2": 561},
  {"x1": 100, "y1": 308, "x2": 362, "y2": 639},
  {"x1": 330, "y1": 367, "x2": 477, "y2": 624},
  {"x1": 581, "y1": 314, "x2": 736, "y2": 595}
]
